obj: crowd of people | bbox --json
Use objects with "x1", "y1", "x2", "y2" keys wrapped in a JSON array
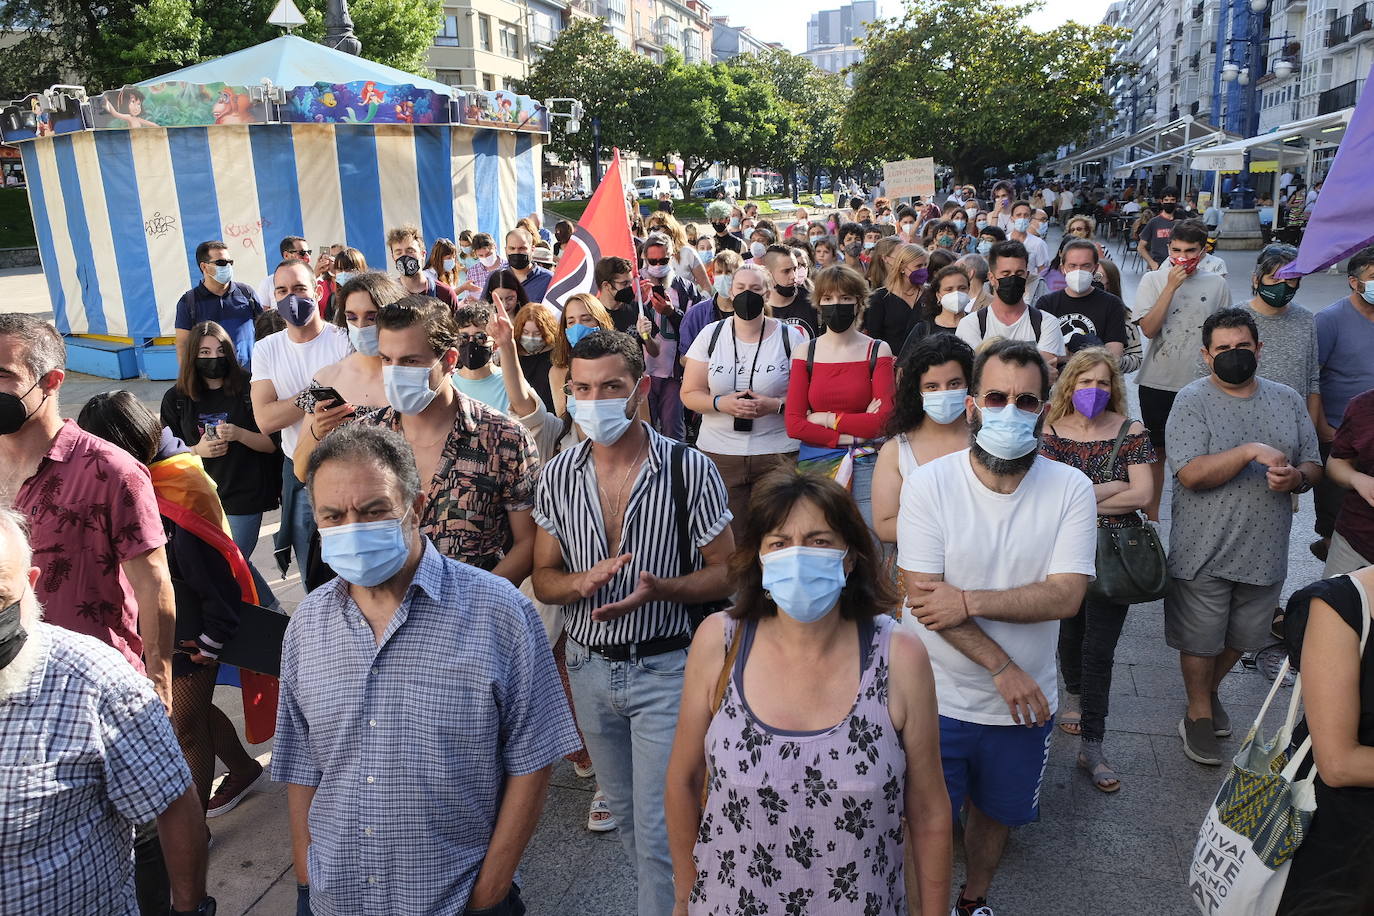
[{"x1": 4, "y1": 172, "x2": 1374, "y2": 916}]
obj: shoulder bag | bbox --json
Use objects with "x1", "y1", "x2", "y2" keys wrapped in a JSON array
[{"x1": 1086, "y1": 419, "x2": 1168, "y2": 605}]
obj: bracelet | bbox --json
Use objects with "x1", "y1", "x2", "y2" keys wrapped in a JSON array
[
  {"x1": 309, "y1": 424, "x2": 320, "y2": 441},
  {"x1": 990, "y1": 659, "x2": 1012, "y2": 678},
  {"x1": 713, "y1": 394, "x2": 723, "y2": 412},
  {"x1": 777, "y1": 400, "x2": 785, "y2": 415},
  {"x1": 832, "y1": 413, "x2": 844, "y2": 430}
]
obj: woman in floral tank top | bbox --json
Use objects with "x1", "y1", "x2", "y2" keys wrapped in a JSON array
[{"x1": 665, "y1": 471, "x2": 952, "y2": 915}]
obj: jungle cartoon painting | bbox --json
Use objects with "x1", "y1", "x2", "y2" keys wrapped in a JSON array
[
  {"x1": 457, "y1": 90, "x2": 549, "y2": 133},
  {"x1": 91, "y1": 82, "x2": 267, "y2": 129},
  {"x1": 279, "y1": 81, "x2": 449, "y2": 124}
]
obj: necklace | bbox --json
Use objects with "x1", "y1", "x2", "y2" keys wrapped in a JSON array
[{"x1": 598, "y1": 436, "x2": 648, "y2": 540}]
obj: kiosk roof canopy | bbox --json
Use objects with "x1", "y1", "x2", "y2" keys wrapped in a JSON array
[{"x1": 137, "y1": 35, "x2": 456, "y2": 98}]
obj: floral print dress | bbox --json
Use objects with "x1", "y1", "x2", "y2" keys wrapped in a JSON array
[{"x1": 691, "y1": 615, "x2": 907, "y2": 915}]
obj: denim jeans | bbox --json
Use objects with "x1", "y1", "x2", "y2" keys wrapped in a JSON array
[
  {"x1": 226, "y1": 511, "x2": 280, "y2": 610},
  {"x1": 565, "y1": 639, "x2": 684, "y2": 916},
  {"x1": 1057, "y1": 597, "x2": 1129, "y2": 742},
  {"x1": 850, "y1": 452, "x2": 878, "y2": 537},
  {"x1": 648, "y1": 376, "x2": 684, "y2": 440},
  {"x1": 277, "y1": 462, "x2": 315, "y2": 579}
]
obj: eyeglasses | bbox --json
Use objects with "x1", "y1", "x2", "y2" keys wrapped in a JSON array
[
  {"x1": 292, "y1": 248, "x2": 313, "y2": 257},
  {"x1": 645, "y1": 257, "x2": 671, "y2": 266},
  {"x1": 206, "y1": 258, "x2": 234, "y2": 267},
  {"x1": 458, "y1": 332, "x2": 490, "y2": 345},
  {"x1": 978, "y1": 391, "x2": 1043, "y2": 413}
]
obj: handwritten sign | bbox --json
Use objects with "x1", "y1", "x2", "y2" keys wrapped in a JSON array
[{"x1": 883, "y1": 157, "x2": 936, "y2": 199}]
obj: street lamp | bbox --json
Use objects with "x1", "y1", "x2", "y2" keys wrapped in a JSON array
[
  {"x1": 1249, "y1": 0, "x2": 1267, "y2": 11},
  {"x1": 1237, "y1": 66, "x2": 1251, "y2": 86},
  {"x1": 1272, "y1": 58, "x2": 1295, "y2": 78},
  {"x1": 1221, "y1": 61, "x2": 1240, "y2": 82}
]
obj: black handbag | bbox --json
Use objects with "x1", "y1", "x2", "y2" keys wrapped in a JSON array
[{"x1": 1085, "y1": 420, "x2": 1169, "y2": 605}]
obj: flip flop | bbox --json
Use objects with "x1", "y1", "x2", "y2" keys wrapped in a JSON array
[
  {"x1": 1058, "y1": 712, "x2": 1082, "y2": 736},
  {"x1": 587, "y1": 789, "x2": 617, "y2": 832},
  {"x1": 1078, "y1": 752, "x2": 1122, "y2": 793}
]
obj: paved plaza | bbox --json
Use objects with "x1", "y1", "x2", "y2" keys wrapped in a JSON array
[{"x1": 2, "y1": 228, "x2": 1349, "y2": 914}]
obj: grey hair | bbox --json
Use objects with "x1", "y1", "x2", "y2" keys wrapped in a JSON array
[
  {"x1": 305, "y1": 425, "x2": 421, "y2": 506},
  {"x1": 0, "y1": 313, "x2": 65, "y2": 382},
  {"x1": 1253, "y1": 243, "x2": 1299, "y2": 291},
  {"x1": 0, "y1": 506, "x2": 32, "y2": 570},
  {"x1": 956, "y1": 253, "x2": 990, "y2": 282}
]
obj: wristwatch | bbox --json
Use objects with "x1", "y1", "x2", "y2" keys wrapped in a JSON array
[
  {"x1": 171, "y1": 898, "x2": 217, "y2": 916},
  {"x1": 1294, "y1": 469, "x2": 1312, "y2": 494}
]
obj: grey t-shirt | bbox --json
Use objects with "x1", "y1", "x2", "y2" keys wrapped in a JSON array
[
  {"x1": 1166, "y1": 376, "x2": 1321, "y2": 585},
  {"x1": 1133, "y1": 267, "x2": 1232, "y2": 392},
  {"x1": 1244, "y1": 304, "x2": 1320, "y2": 397}
]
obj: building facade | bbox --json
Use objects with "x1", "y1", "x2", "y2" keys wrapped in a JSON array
[
  {"x1": 710, "y1": 15, "x2": 771, "y2": 60},
  {"x1": 802, "y1": 0, "x2": 875, "y2": 77}
]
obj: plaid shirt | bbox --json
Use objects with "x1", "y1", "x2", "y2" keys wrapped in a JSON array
[
  {"x1": 271, "y1": 540, "x2": 580, "y2": 916},
  {"x1": 0, "y1": 624, "x2": 190, "y2": 916}
]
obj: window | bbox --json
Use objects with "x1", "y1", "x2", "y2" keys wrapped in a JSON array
[
  {"x1": 436, "y1": 14, "x2": 460, "y2": 46},
  {"x1": 479, "y1": 15, "x2": 492, "y2": 51},
  {"x1": 483, "y1": 74, "x2": 496, "y2": 91},
  {"x1": 436, "y1": 69, "x2": 464, "y2": 86},
  {"x1": 606, "y1": 0, "x2": 627, "y2": 26},
  {"x1": 499, "y1": 22, "x2": 521, "y2": 59}
]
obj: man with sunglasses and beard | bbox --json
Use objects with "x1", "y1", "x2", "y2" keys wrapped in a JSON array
[
  {"x1": 897, "y1": 338, "x2": 1097, "y2": 916},
  {"x1": 175, "y1": 239, "x2": 263, "y2": 368}
]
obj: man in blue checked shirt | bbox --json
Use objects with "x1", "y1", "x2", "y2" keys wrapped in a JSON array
[
  {"x1": 0, "y1": 508, "x2": 214, "y2": 916},
  {"x1": 273, "y1": 424, "x2": 580, "y2": 916}
]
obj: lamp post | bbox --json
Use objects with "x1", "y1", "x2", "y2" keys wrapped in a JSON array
[
  {"x1": 324, "y1": 0, "x2": 362, "y2": 56},
  {"x1": 1218, "y1": 0, "x2": 1295, "y2": 206}
]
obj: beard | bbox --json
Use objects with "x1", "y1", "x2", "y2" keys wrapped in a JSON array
[
  {"x1": 968, "y1": 411, "x2": 1042, "y2": 477},
  {"x1": 0, "y1": 597, "x2": 43, "y2": 702}
]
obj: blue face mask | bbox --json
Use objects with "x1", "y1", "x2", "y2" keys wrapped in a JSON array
[
  {"x1": 571, "y1": 395, "x2": 635, "y2": 445},
  {"x1": 319, "y1": 511, "x2": 412, "y2": 588},
  {"x1": 213, "y1": 264, "x2": 233, "y2": 284},
  {"x1": 383, "y1": 363, "x2": 441, "y2": 415},
  {"x1": 277, "y1": 293, "x2": 317, "y2": 327},
  {"x1": 1361, "y1": 280, "x2": 1374, "y2": 305},
  {"x1": 1013, "y1": 217, "x2": 1031, "y2": 233},
  {"x1": 760, "y1": 545, "x2": 848, "y2": 623},
  {"x1": 335, "y1": 271, "x2": 354, "y2": 286},
  {"x1": 977, "y1": 240, "x2": 993, "y2": 256},
  {"x1": 952, "y1": 219, "x2": 967, "y2": 233},
  {"x1": 565, "y1": 323, "x2": 597, "y2": 347},
  {"x1": 975, "y1": 403, "x2": 1041, "y2": 460},
  {"x1": 348, "y1": 323, "x2": 379, "y2": 356},
  {"x1": 922, "y1": 388, "x2": 968, "y2": 425}
]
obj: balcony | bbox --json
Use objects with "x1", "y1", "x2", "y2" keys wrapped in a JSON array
[
  {"x1": 635, "y1": 25, "x2": 662, "y2": 49},
  {"x1": 1328, "y1": 14, "x2": 1349, "y2": 46},
  {"x1": 1175, "y1": 22, "x2": 1184, "y2": 37},
  {"x1": 1190, "y1": 51, "x2": 1200, "y2": 69},
  {"x1": 1192, "y1": 1, "x2": 1203, "y2": 19},
  {"x1": 528, "y1": 22, "x2": 559, "y2": 48},
  {"x1": 1319, "y1": 78, "x2": 1364, "y2": 113},
  {"x1": 1353, "y1": 3, "x2": 1373, "y2": 36}
]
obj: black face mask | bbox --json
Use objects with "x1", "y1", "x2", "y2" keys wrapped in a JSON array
[
  {"x1": 1212, "y1": 347, "x2": 1257, "y2": 385},
  {"x1": 196, "y1": 356, "x2": 230, "y2": 379},
  {"x1": 1161, "y1": 202, "x2": 1177, "y2": 215},
  {"x1": 820, "y1": 302, "x2": 857, "y2": 333},
  {"x1": 774, "y1": 283, "x2": 798, "y2": 299},
  {"x1": 395, "y1": 254, "x2": 421, "y2": 277},
  {"x1": 458, "y1": 339, "x2": 493, "y2": 371},
  {"x1": 733, "y1": 289, "x2": 766, "y2": 321},
  {"x1": 613, "y1": 285, "x2": 637, "y2": 306},
  {"x1": 0, "y1": 380, "x2": 42, "y2": 436},
  {"x1": 995, "y1": 275, "x2": 1027, "y2": 305},
  {"x1": 712, "y1": 221, "x2": 729, "y2": 234},
  {"x1": 0, "y1": 600, "x2": 27, "y2": 670},
  {"x1": 506, "y1": 253, "x2": 531, "y2": 270}
]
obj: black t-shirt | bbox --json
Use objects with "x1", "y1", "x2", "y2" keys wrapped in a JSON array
[
  {"x1": 517, "y1": 348, "x2": 555, "y2": 414},
  {"x1": 607, "y1": 301, "x2": 639, "y2": 335},
  {"x1": 714, "y1": 232, "x2": 743, "y2": 254},
  {"x1": 159, "y1": 385, "x2": 281, "y2": 515},
  {"x1": 1036, "y1": 288, "x2": 1130, "y2": 352},
  {"x1": 862, "y1": 288, "x2": 923, "y2": 354},
  {"x1": 770, "y1": 290, "x2": 816, "y2": 337}
]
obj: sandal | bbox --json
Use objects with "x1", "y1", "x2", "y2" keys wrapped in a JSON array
[
  {"x1": 1077, "y1": 746, "x2": 1122, "y2": 793},
  {"x1": 573, "y1": 760, "x2": 595, "y2": 779},
  {"x1": 1058, "y1": 712, "x2": 1082, "y2": 736},
  {"x1": 587, "y1": 788, "x2": 617, "y2": 832}
]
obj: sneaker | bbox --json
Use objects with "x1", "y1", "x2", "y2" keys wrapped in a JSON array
[
  {"x1": 1210, "y1": 693, "x2": 1231, "y2": 737},
  {"x1": 206, "y1": 762, "x2": 265, "y2": 818},
  {"x1": 1310, "y1": 538, "x2": 1330, "y2": 562},
  {"x1": 1180, "y1": 717, "x2": 1223, "y2": 766},
  {"x1": 951, "y1": 900, "x2": 995, "y2": 916}
]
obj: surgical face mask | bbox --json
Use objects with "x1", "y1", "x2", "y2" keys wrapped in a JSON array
[
  {"x1": 732, "y1": 289, "x2": 766, "y2": 321},
  {"x1": 395, "y1": 254, "x2": 422, "y2": 277},
  {"x1": 1072, "y1": 387, "x2": 1110, "y2": 419},
  {"x1": 994, "y1": 274, "x2": 1027, "y2": 305},
  {"x1": 319, "y1": 511, "x2": 412, "y2": 588},
  {"x1": 460, "y1": 244, "x2": 472, "y2": 254},
  {"x1": 976, "y1": 219, "x2": 988, "y2": 231},
  {"x1": 645, "y1": 263, "x2": 671, "y2": 279},
  {"x1": 277, "y1": 293, "x2": 317, "y2": 327},
  {"x1": 794, "y1": 266, "x2": 809, "y2": 283},
  {"x1": 863, "y1": 240, "x2": 876, "y2": 251},
  {"x1": 1257, "y1": 280, "x2": 1297, "y2": 308},
  {"x1": 571, "y1": 395, "x2": 635, "y2": 445},
  {"x1": 0, "y1": 380, "x2": 43, "y2": 436},
  {"x1": 899, "y1": 222, "x2": 916, "y2": 236},
  {"x1": 696, "y1": 247, "x2": 713, "y2": 263},
  {"x1": 940, "y1": 290, "x2": 970, "y2": 314},
  {"x1": 506, "y1": 253, "x2": 531, "y2": 270},
  {"x1": 819, "y1": 301, "x2": 857, "y2": 333},
  {"x1": 1360, "y1": 280, "x2": 1374, "y2": 305},
  {"x1": 952, "y1": 219, "x2": 967, "y2": 233},
  {"x1": 195, "y1": 356, "x2": 230, "y2": 379},
  {"x1": 0, "y1": 600, "x2": 27, "y2": 669},
  {"x1": 520, "y1": 334, "x2": 545, "y2": 353},
  {"x1": 713, "y1": 274, "x2": 733, "y2": 297},
  {"x1": 749, "y1": 241, "x2": 767, "y2": 259},
  {"x1": 348, "y1": 323, "x2": 380, "y2": 356},
  {"x1": 442, "y1": 258, "x2": 456, "y2": 272},
  {"x1": 760, "y1": 545, "x2": 847, "y2": 623},
  {"x1": 458, "y1": 338, "x2": 493, "y2": 371},
  {"x1": 1212, "y1": 347, "x2": 1258, "y2": 385},
  {"x1": 565, "y1": 322, "x2": 597, "y2": 347},
  {"x1": 809, "y1": 233, "x2": 826, "y2": 244},
  {"x1": 729, "y1": 218, "x2": 742, "y2": 230},
  {"x1": 1064, "y1": 269, "x2": 1095, "y2": 295},
  {"x1": 213, "y1": 264, "x2": 234, "y2": 285},
  {"x1": 479, "y1": 252, "x2": 499, "y2": 268},
  {"x1": 461, "y1": 255, "x2": 479, "y2": 269},
  {"x1": 977, "y1": 240, "x2": 993, "y2": 256},
  {"x1": 975, "y1": 403, "x2": 1040, "y2": 460},
  {"x1": 382, "y1": 363, "x2": 441, "y2": 415},
  {"x1": 1013, "y1": 217, "x2": 1031, "y2": 233},
  {"x1": 922, "y1": 388, "x2": 967, "y2": 425},
  {"x1": 335, "y1": 271, "x2": 355, "y2": 286}
]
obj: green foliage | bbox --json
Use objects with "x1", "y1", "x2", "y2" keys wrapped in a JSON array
[
  {"x1": 844, "y1": 0, "x2": 1129, "y2": 180},
  {"x1": 0, "y1": 188, "x2": 38, "y2": 249},
  {"x1": 745, "y1": 48, "x2": 849, "y2": 189},
  {"x1": 345, "y1": 0, "x2": 444, "y2": 76}
]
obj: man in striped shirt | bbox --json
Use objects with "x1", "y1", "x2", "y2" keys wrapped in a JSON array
[{"x1": 532, "y1": 330, "x2": 734, "y2": 916}]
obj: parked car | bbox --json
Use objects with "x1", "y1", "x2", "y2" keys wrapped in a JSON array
[
  {"x1": 633, "y1": 175, "x2": 684, "y2": 200},
  {"x1": 691, "y1": 176, "x2": 728, "y2": 198}
]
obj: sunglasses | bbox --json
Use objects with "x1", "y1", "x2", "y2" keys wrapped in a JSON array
[
  {"x1": 292, "y1": 249, "x2": 314, "y2": 257},
  {"x1": 979, "y1": 390, "x2": 1043, "y2": 413},
  {"x1": 206, "y1": 258, "x2": 234, "y2": 267},
  {"x1": 645, "y1": 257, "x2": 671, "y2": 266},
  {"x1": 458, "y1": 332, "x2": 490, "y2": 345}
]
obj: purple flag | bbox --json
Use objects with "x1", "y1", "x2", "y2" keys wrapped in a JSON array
[{"x1": 1277, "y1": 62, "x2": 1374, "y2": 278}]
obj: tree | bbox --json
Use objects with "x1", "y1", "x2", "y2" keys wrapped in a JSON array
[
  {"x1": 844, "y1": 0, "x2": 1129, "y2": 181},
  {"x1": 717, "y1": 64, "x2": 794, "y2": 199},
  {"x1": 746, "y1": 47, "x2": 849, "y2": 198},
  {"x1": 346, "y1": 0, "x2": 444, "y2": 75}
]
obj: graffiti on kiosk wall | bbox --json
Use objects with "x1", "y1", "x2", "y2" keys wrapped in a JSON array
[
  {"x1": 279, "y1": 81, "x2": 450, "y2": 124},
  {"x1": 0, "y1": 92, "x2": 89, "y2": 143},
  {"x1": 457, "y1": 90, "x2": 549, "y2": 133},
  {"x1": 91, "y1": 82, "x2": 267, "y2": 129}
]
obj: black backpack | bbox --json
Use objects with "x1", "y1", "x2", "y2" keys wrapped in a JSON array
[{"x1": 978, "y1": 305, "x2": 1043, "y2": 341}]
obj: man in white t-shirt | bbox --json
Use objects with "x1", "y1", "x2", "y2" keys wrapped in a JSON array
[
  {"x1": 249, "y1": 260, "x2": 352, "y2": 578},
  {"x1": 957, "y1": 240, "x2": 1066, "y2": 374},
  {"x1": 898, "y1": 338, "x2": 1096, "y2": 916},
  {"x1": 1007, "y1": 200, "x2": 1050, "y2": 277}
]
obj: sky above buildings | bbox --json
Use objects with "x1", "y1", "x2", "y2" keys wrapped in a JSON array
[{"x1": 710, "y1": 0, "x2": 1116, "y2": 53}]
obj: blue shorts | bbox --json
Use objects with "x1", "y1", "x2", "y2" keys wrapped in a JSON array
[{"x1": 939, "y1": 716, "x2": 1054, "y2": 827}]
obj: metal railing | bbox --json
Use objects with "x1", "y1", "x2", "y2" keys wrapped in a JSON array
[
  {"x1": 528, "y1": 22, "x2": 559, "y2": 46},
  {"x1": 1328, "y1": 14, "x2": 1349, "y2": 46},
  {"x1": 1318, "y1": 78, "x2": 1363, "y2": 114},
  {"x1": 1353, "y1": 3, "x2": 1372, "y2": 33}
]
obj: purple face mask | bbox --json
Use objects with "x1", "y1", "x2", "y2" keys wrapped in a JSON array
[
  {"x1": 277, "y1": 293, "x2": 317, "y2": 327},
  {"x1": 1072, "y1": 386, "x2": 1110, "y2": 419},
  {"x1": 908, "y1": 267, "x2": 930, "y2": 286}
]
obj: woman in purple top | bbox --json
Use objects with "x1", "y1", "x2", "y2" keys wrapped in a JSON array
[{"x1": 665, "y1": 471, "x2": 951, "y2": 915}]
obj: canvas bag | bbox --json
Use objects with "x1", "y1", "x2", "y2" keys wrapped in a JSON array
[{"x1": 1188, "y1": 575, "x2": 1372, "y2": 915}]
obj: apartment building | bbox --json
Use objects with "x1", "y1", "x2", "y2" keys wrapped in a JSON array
[
  {"x1": 711, "y1": 15, "x2": 771, "y2": 60},
  {"x1": 802, "y1": 0, "x2": 875, "y2": 77}
]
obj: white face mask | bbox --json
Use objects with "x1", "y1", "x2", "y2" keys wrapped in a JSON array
[
  {"x1": 479, "y1": 252, "x2": 499, "y2": 268},
  {"x1": 749, "y1": 241, "x2": 767, "y2": 259},
  {"x1": 713, "y1": 274, "x2": 733, "y2": 297},
  {"x1": 1064, "y1": 269, "x2": 1095, "y2": 294},
  {"x1": 940, "y1": 290, "x2": 971, "y2": 313}
]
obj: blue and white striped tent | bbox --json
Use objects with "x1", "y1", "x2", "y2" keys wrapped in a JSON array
[{"x1": 12, "y1": 37, "x2": 541, "y2": 373}]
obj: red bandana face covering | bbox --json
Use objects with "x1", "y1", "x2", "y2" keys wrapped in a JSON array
[{"x1": 1170, "y1": 255, "x2": 1200, "y2": 275}]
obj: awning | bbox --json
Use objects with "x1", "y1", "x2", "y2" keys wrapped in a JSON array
[
  {"x1": 1112, "y1": 132, "x2": 1228, "y2": 178},
  {"x1": 1061, "y1": 116, "x2": 1226, "y2": 171},
  {"x1": 1190, "y1": 108, "x2": 1353, "y2": 172}
]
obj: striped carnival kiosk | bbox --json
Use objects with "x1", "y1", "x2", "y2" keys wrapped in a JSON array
[{"x1": 2, "y1": 36, "x2": 547, "y2": 379}]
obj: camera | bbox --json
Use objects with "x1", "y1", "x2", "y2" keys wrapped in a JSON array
[{"x1": 733, "y1": 392, "x2": 754, "y2": 433}]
